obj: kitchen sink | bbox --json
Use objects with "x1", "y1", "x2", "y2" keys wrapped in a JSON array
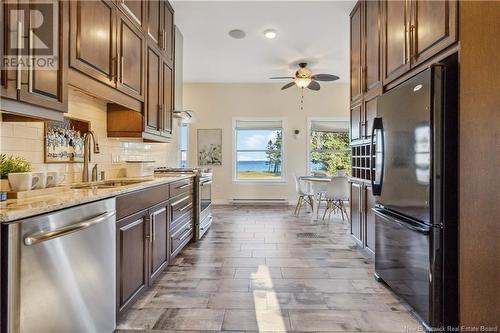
[{"x1": 70, "y1": 179, "x2": 151, "y2": 190}]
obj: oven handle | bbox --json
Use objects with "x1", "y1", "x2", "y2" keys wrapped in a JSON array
[{"x1": 200, "y1": 180, "x2": 212, "y2": 186}]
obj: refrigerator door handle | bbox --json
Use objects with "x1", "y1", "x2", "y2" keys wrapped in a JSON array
[
  {"x1": 373, "y1": 208, "x2": 430, "y2": 235},
  {"x1": 371, "y1": 117, "x2": 384, "y2": 195}
]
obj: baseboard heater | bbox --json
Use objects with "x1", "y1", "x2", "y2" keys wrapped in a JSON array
[{"x1": 229, "y1": 198, "x2": 289, "y2": 206}]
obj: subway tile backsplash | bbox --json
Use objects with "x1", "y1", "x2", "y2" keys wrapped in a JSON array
[{"x1": 0, "y1": 89, "x2": 179, "y2": 185}]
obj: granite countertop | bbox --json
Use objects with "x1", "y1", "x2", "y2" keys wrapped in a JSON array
[{"x1": 0, "y1": 174, "x2": 194, "y2": 223}]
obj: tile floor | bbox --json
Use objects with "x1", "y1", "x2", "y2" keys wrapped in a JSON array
[{"x1": 116, "y1": 205, "x2": 422, "y2": 332}]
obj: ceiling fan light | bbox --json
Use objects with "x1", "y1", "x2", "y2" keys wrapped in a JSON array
[
  {"x1": 264, "y1": 29, "x2": 277, "y2": 39},
  {"x1": 295, "y1": 77, "x2": 312, "y2": 88}
]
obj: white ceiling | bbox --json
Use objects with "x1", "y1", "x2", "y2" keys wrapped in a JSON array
[{"x1": 172, "y1": 1, "x2": 356, "y2": 83}]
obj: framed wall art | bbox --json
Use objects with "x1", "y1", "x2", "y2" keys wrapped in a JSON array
[
  {"x1": 44, "y1": 117, "x2": 90, "y2": 163},
  {"x1": 197, "y1": 128, "x2": 222, "y2": 166}
]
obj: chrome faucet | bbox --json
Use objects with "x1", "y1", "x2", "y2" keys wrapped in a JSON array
[{"x1": 82, "y1": 130, "x2": 100, "y2": 182}]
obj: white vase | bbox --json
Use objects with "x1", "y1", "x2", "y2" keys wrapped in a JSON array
[{"x1": 336, "y1": 169, "x2": 347, "y2": 176}]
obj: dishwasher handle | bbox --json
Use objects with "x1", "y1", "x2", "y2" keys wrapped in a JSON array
[{"x1": 24, "y1": 210, "x2": 116, "y2": 246}]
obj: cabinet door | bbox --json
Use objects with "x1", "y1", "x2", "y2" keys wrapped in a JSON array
[
  {"x1": 1, "y1": 1, "x2": 18, "y2": 100},
  {"x1": 145, "y1": 45, "x2": 162, "y2": 135},
  {"x1": 350, "y1": 2, "x2": 362, "y2": 103},
  {"x1": 116, "y1": 211, "x2": 148, "y2": 312},
  {"x1": 350, "y1": 182, "x2": 363, "y2": 243},
  {"x1": 363, "y1": 94, "x2": 378, "y2": 139},
  {"x1": 365, "y1": 186, "x2": 376, "y2": 253},
  {"x1": 19, "y1": 0, "x2": 67, "y2": 112},
  {"x1": 411, "y1": 0, "x2": 457, "y2": 66},
  {"x1": 161, "y1": 1, "x2": 174, "y2": 61},
  {"x1": 118, "y1": 0, "x2": 145, "y2": 29},
  {"x1": 69, "y1": 0, "x2": 116, "y2": 86},
  {"x1": 149, "y1": 203, "x2": 169, "y2": 282},
  {"x1": 363, "y1": 0, "x2": 381, "y2": 94},
  {"x1": 147, "y1": 0, "x2": 162, "y2": 49},
  {"x1": 382, "y1": 0, "x2": 410, "y2": 84},
  {"x1": 161, "y1": 59, "x2": 173, "y2": 136},
  {"x1": 116, "y1": 12, "x2": 145, "y2": 101},
  {"x1": 350, "y1": 103, "x2": 362, "y2": 142}
]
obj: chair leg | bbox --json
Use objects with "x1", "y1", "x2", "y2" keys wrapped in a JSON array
[
  {"x1": 307, "y1": 195, "x2": 314, "y2": 210},
  {"x1": 294, "y1": 196, "x2": 303, "y2": 216},
  {"x1": 322, "y1": 201, "x2": 330, "y2": 220},
  {"x1": 338, "y1": 200, "x2": 345, "y2": 221}
]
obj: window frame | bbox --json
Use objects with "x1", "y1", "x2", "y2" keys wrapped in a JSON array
[
  {"x1": 179, "y1": 122, "x2": 189, "y2": 168},
  {"x1": 232, "y1": 117, "x2": 287, "y2": 184},
  {"x1": 306, "y1": 117, "x2": 350, "y2": 175}
]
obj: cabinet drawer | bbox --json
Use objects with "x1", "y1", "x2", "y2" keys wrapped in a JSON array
[
  {"x1": 117, "y1": 183, "x2": 170, "y2": 220},
  {"x1": 171, "y1": 212, "x2": 193, "y2": 234},
  {"x1": 170, "y1": 192, "x2": 193, "y2": 222},
  {"x1": 170, "y1": 221, "x2": 193, "y2": 258},
  {"x1": 170, "y1": 178, "x2": 194, "y2": 197}
]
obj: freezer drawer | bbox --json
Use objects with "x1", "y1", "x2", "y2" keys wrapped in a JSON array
[{"x1": 374, "y1": 208, "x2": 431, "y2": 324}]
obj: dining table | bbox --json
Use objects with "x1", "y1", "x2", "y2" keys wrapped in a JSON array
[{"x1": 300, "y1": 176, "x2": 334, "y2": 221}]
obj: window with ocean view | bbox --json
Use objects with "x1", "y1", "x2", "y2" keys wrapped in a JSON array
[
  {"x1": 234, "y1": 119, "x2": 284, "y2": 181},
  {"x1": 309, "y1": 120, "x2": 351, "y2": 176}
]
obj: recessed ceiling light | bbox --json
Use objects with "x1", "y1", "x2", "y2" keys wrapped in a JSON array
[
  {"x1": 228, "y1": 29, "x2": 246, "y2": 39},
  {"x1": 264, "y1": 29, "x2": 277, "y2": 39}
]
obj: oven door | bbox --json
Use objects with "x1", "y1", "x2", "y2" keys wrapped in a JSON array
[{"x1": 200, "y1": 179, "x2": 212, "y2": 213}]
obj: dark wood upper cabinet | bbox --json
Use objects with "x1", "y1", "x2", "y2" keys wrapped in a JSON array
[
  {"x1": 149, "y1": 202, "x2": 169, "y2": 283},
  {"x1": 117, "y1": 0, "x2": 145, "y2": 30},
  {"x1": 116, "y1": 12, "x2": 145, "y2": 101},
  {"x1": 363, "y1": 94, "x2": 378, "y2": 139},
  {"x1": 147, "y1": 0, "x2": 162, "y2": 49},
  {"x1": 411, "y1": 0, "x2": 457, "y2": 66},
  {"x1": 1, "y1": 0, "x2": 67, "y2": 113},
  {"x1": 350, "y1": 103, "x2": 362, "y2": 142},
  {"x1": 116, "y1": 210, "x2": 149, "y2": 313},
  {"x1": 161, "y1": 1, "x2": 174, "y2": 61},
  {"x1": 381, "y1": 0, "x2": 410, "y2": 84},
  {"x1": 350, "y1": 2, "x2": 362, "y2": 103},
  {"x1": 363, "y1": 0, "x2": 381, "y2": 94},
  {"x1": 145, "y1": 44, "x2": 162, "y2": 136},
  {"x1": 161, "y1": 59, "x2": 173, "y2": 135},
  {"x1": 69, "y1": 0, "x2": 116, "y2": 86}
]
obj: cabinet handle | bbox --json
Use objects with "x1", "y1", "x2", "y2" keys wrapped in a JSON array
[
  {"x1": 120, "y1": 55, "x2": 124, "y2": 82},
  {"x1": 163, "y1": 104, "x2": 168, "y2": 132},
  {"x1": 152, "y1": 215, "x2": 156, "y2": 241},
  {"x1": 149, "y1": 215, "x2": 154, "y2": 243},
  {"x1": 177, "y1": 183, "x2": 190, "y2": 190},
  {"x1": 178, "y1": 202, "x2": 193, "y2": 213},
  {"x1": 16, "y1": 20, "x2": 22, "y2": 90},
  {"x1": 157, "y1": 105, "x2": 162, "y2": 131}
]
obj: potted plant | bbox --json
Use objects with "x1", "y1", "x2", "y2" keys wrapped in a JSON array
[
  {"x1": 0, "y1": 154, "x2": 33, "y2": 192},
  {"x1": 336, "y1": 163, "x2": 347, "y2": 176}
]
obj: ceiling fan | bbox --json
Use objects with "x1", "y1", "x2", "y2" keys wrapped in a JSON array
[{"x1": 270, "y1": 62, "x2": 339, "y2": 91}]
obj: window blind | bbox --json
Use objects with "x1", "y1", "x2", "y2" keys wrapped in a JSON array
[
  {"x1": 310, "y1": 120, "x2": 349, "y2": 133},
  {"x1": 235, "y1": 120, "x2": 283, "y2": 130}
]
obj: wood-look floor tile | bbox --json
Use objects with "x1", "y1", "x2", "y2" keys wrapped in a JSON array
[
  {"x1": 222, "y1": 309, "x2": 291, "y2": 331},
  {"x1": 152, "y1": 309, "x2": 225, "y2": 330}
]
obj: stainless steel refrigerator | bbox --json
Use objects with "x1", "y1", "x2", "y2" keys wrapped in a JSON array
[{"x1": 372, "y1": 60, "x2": 458, "y2": 330}]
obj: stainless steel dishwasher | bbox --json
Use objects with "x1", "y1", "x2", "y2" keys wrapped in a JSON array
[{"x1": 4, "y1": 198, "x2": 116, "y2": 333}]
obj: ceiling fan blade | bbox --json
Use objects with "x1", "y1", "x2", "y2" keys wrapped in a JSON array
[
  {"x1": 281, "y1": 82, "x2": 296, "y2": 90},
  {"x1": 270, "y1": 76, "x2": 294, "y2": 80},
  {"x1": 307, "y1": 80, "x2": 320, "y2": 91},
  {"x1": 311, "y1": 74, "x2": 339, "y2": 81}
]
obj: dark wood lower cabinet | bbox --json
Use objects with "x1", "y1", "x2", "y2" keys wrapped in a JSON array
[
  {"x1": 116, "y1": 210, "x2": 149, "y2": 313},
  {"x1": 350, "y1": 181, "x2": 376, "y2": 256},
  {"x1": 350, "y1": 182, "x2": 363, "y2": 242},
  {"x1": 149, "y1": 201, "x2": 169, "y2": 282},
  {"x1": 116, "y1": 179, "x2": 194, "y2": 318}
]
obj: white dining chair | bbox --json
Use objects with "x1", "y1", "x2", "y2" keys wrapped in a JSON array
[
  {"x1": 322, "y1": 176, "x2": 350, "y2": 222},
  {"x1": 294, "y1": 176, "x2": 314, "y2": 216}
]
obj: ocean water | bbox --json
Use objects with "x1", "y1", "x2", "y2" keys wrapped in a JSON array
[
  {"x1": 237, "y1": 160, "x2": 275, "y2": 172},
  {"x1": 237, "y1": 160, "x2": 325, "y2": 172}
]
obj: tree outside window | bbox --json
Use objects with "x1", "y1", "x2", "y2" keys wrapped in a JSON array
[{"x1": 310, "y1": 129, "x2": 351, "y2": 176}]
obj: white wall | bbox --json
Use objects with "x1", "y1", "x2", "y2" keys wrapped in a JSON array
[{"x1": 184, "y1": 82, "x2": 349, "y2": 203}]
